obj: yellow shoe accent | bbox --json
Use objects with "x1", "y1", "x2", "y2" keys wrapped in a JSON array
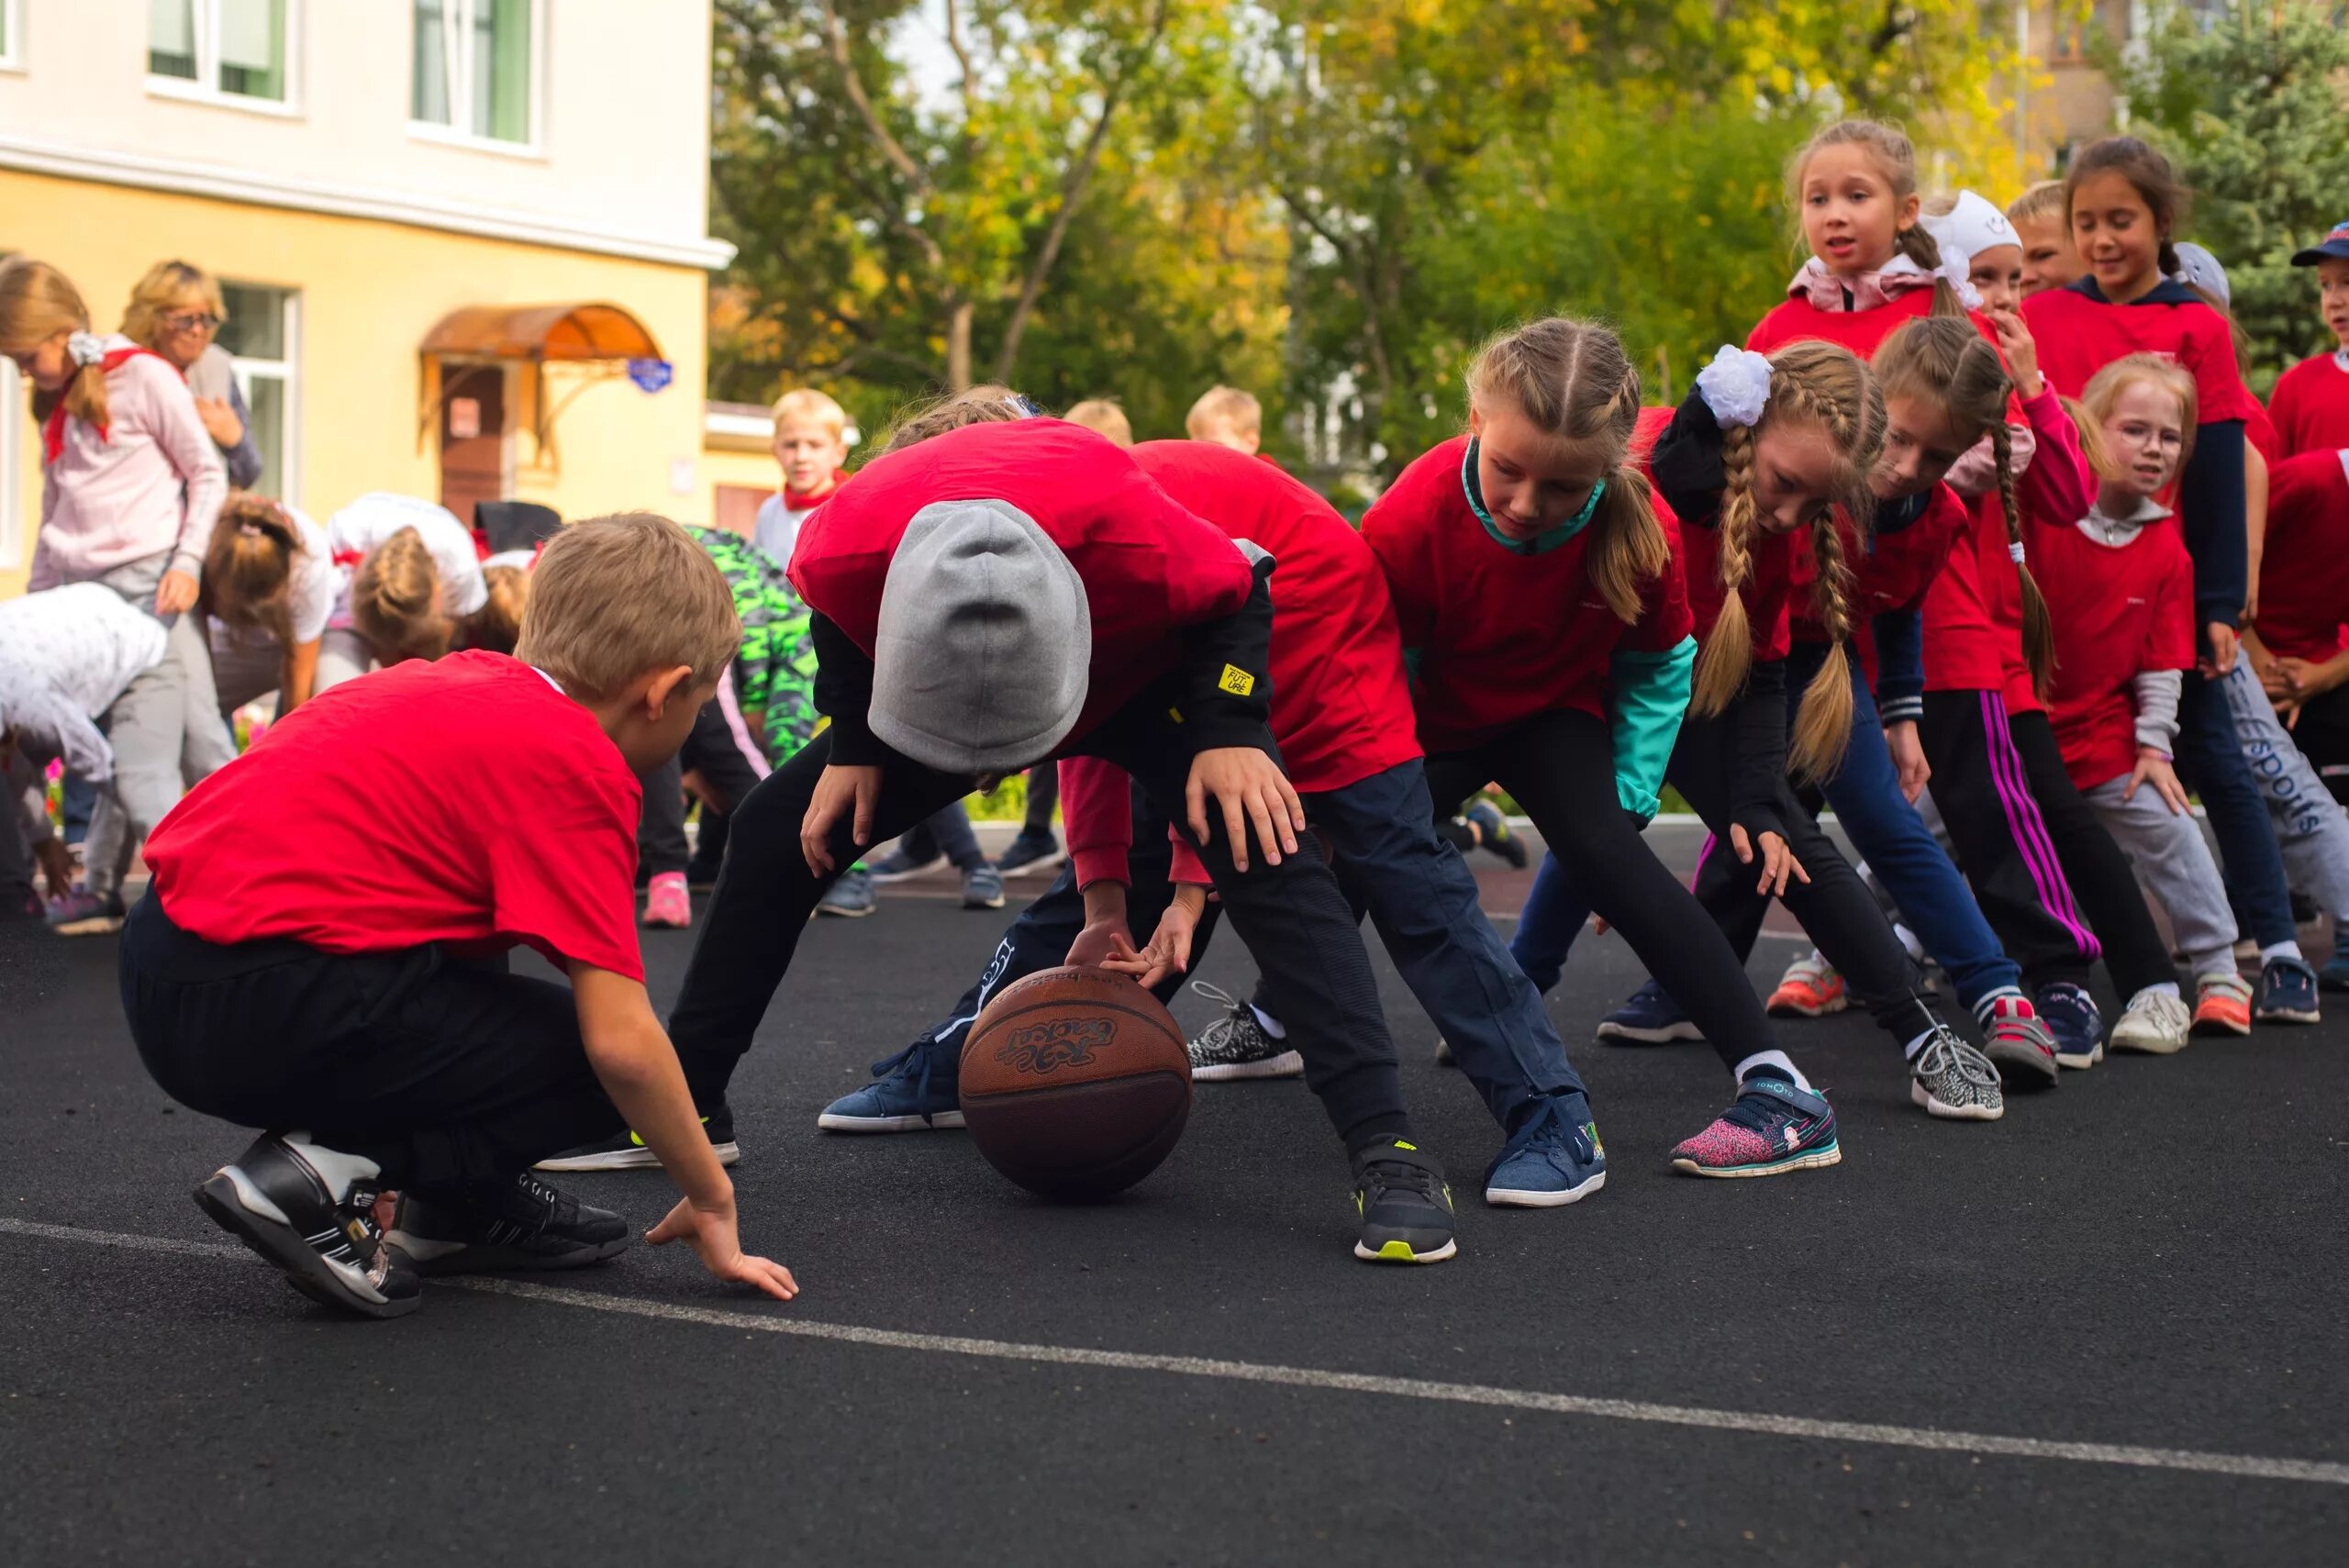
[
  {"x1": 1375, "y1": 1240, "x2": 1419, "y2": 1261},
  {"x1": 1393, "y1": 1140, "x2": 1417, "y2": 1151}
]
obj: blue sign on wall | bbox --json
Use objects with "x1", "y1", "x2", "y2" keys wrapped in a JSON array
[{"x1": 628, "y1": 358, "x2": 674, "y2": 394}]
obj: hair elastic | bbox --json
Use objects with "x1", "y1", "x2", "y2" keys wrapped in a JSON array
[
  {"x1": 66, "y1": 331, "x2": 106, "y2": 367},
  {"x1": 2009, "y1": 541, "x2": 2026, "y2": 565}
]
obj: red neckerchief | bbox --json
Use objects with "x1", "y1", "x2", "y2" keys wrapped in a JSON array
[
  {"x1": 41, "y1": 345, "x2": 178, "y2": 463},
  {"x1": 782, "y1": 471, "x2": 847, "y2": 510}
]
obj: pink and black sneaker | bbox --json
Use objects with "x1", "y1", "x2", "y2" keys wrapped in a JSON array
[
  {"x1": 1977, "y1": 994, "x2": 2059, "y2": 1090},
  {"x1": 1670, "y1": 1078, "x2": 1841, "y2": 1178}
]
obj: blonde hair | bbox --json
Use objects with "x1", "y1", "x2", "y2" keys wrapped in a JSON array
[
  {"x1": 1465, "y1": 317, "x2": 1670, "y2": 624},
  {"x1": 1874, "y1": 317, "x2": 2055, "y2": 699},
  {"x1": 2078, "y1": 354, "x2": 2199, "y2": 475},
  {"x1": 878, "y1": 384, "x2": 1029, "y2": 456},
  {"x1": 2007, "y1": 181, "x2": 2067, "y2": 228},
  {"x1": 1063, "y1": 398, "x2": 1134, "y2": 447},
  {"x1": 351, "y1": 528, "x2": 453, "y2": 665},
  {"x1": 200, "y1": 494, "x2": 301, "y2": 651},
  {"x1": 772, "y1": 386, "x2": 848, "y2": 437},
  {"x1": 0, "y1": 257, "x2": 107, "y2": 433},
  {"x1": 463, "y1": 564, "x2": 530, "y2": 655},
  {"x1": 1186, "y1": 385, "x2": 1262, "y2": 441},
  {"x1": 1691, "y1": 339, "x2": 1885, "y2": 780},
  {"x1": 1788, "y1": 119, "x2": 1965, "y2": 318},
  {"x1": 517, "y1": 513, "x2": 741, "y2": 703},
  {"x1": 120, "y1": 260, "x2": 226, "y2": 350}
]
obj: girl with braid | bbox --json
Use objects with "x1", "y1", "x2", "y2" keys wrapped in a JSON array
[{"x1": 1514, "y1": 339, "x2": 2002, "y2": 1137}]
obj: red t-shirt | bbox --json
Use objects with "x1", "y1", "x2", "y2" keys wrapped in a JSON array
[
  {"x1": 1795, "y1": 488, "x2": 1965, "y2": 639},
  {"x1": 145, "y1": 652, "x2": 646, "y2": 979},
  {"x1": 2021, "y1": 283, "x2": 2258, "y2": 422},
  {"x1": 2267, "y1": 352, "x2": 2349, "y2": 462},
  {"x1": 2253, "y1": 449, "x2": 2349, "y2": 662},
  {"x1": 1746, "y1": 288, "x2": 1953, "y2": 360},
  {"x1": 1362, "y1": 432, "x2": 1694, "y2": 753},
  {"x1": 787, "y1": 420, "x2": 1255, "y2": 743},
  {"x1": 1130, "y1": 440, "x2": 1419, "y2": 791},
  {"x1": 2030, "y1": 516, "x2": 2199, "y2": 790}
]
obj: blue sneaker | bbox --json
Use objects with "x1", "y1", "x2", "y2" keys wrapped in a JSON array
[
  {"x1": 1594, "y1": 979, "x2": 1704, "y2": 1045},
  {"x1": 816, "y1": 1040, "x2": 965, "y2": 1132},
  {"x1": 1482, "y1": 1095, "x2": 1607, "y2": 1207},
  {"x1": 2321, "y1": 951, "x2": 2349, "y2": 994},
  {"x1": 1670, "y1": 1079, "x2": 1841, "y2": 1178},
  {"x1": 2034, "y1": 981, "x2": 2104, "y2": 1069},
  {"x1": 2254, "y1": 956, "x2": 2321, "y2": 1024},
  {"x1": 816, "y1": 866, "x2": 877, "y2": 918}
]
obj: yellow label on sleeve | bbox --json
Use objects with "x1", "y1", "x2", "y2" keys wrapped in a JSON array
[{"x1": 1218, "y1": 664, "x2": 1256, "y2": 697}]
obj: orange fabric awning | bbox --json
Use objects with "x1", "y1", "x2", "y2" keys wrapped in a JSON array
[{"x1": 419, "y1": 302, "x2": 663, "y2": 363}]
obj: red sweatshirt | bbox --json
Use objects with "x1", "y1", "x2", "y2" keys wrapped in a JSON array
[
  {"x1": 2268, "y1": 351, "x2": 2349, "y2": 461},
  {"x1": 1362, "y1": 431, "x2": 1693, "y2": 753},
  {"x1": 2253, "y1": 449, "x2": 2349, "y2": 663},
  {"x1": 787, "y1": 419, "x2": 1259, "y2": 753},
  {"x1": 1059, "y1": 440, "x2": 1424, "y2": 887}
]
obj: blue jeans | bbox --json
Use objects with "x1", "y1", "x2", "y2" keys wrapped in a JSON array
[
  {"x1": 1693, "y1": 642, "x2": 2019, "y2": 1011},
  {"x1": 896, "y1": 799, "x2": 987, "y2": 871},
  {"x1": 2178, "y1": 662, "x2": 2296, "y2": 950}
]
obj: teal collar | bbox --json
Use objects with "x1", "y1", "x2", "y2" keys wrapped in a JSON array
[{"x1": 1461, "y1": 438, "x2": 1605, "y2": 555}]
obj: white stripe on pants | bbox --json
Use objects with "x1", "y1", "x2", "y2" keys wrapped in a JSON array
[
  {"x1": 2219, "y1": 661, "x2": 2349, "y2": 921},
  {"x1": 2083, "y1": 773, "x2": 2240, "y2": 978}
]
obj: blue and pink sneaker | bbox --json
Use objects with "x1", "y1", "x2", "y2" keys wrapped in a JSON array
[{"x1": 1670, "y1": 1078, "x2": 1841, "y2": 1178}]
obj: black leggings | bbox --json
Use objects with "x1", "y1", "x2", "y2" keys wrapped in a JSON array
[
  {"x1": 1422, "y1": 708, "x2": 1785, "y2": 1080},
  {"x1": 1664, "y1": 707, "x2": 1941, "y2": 1054},
  {"x1": 665, "y1": 685, "x2": 1409, "y2": 1147}
]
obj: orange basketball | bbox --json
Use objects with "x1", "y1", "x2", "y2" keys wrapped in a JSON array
[{"x1": 959, "y1": 966, "x2": 1193, "y2": 1200}]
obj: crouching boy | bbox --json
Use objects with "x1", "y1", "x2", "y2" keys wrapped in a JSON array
[{"x1": 119, "y1": 513, "x2": 797, "y2": 1318}]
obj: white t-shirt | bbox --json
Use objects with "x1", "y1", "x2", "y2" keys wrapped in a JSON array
[
  {"x1": 0, "y1": 582, "x2": 170, "y2": 781},
  {"x1": 324, "y1": 492, "x2": 489, "y2": 628},
  {"x1": 752, "y1": 492, "x2": 822, "y2": 567},
  {"x1": 210, "y1": 505, "x2": 334, "y2": 651}
]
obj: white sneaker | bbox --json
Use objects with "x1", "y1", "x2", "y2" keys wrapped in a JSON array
[{"x1": 2110, "y1": 986, "x2": 2191, "y2": 1054}]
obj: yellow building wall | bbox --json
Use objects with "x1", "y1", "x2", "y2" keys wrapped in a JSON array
[{"x1": 4, "y1": 170, "x2": 722, "y2": 595}]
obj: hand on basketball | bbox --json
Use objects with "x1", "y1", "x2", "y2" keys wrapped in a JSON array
[
  {"x1": 1101, "y1": 885, "x2": 1207, "y2": 990},
  {"x1": 802, "y1": 763, "x2": 883, "y2": 875},
  {"x1": 1186, "y1": 747, "x2": 1303, "y2": 873},
  {"x1": 1731, "y1": 824, "x2": 1808, "y2": 896},
  {"x1": 648, "y1": 1195, "x2": 799, "y2": 1302},
  {"x1": 1064, "y1": 914, "x2": 1133, "y2": 971}
]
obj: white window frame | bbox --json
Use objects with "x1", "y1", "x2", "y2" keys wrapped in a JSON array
[
  {"x1": 221, "y1": 284, "x2": 302, "y2": 506},
  {"x1": 0, "y1": 357, "x2": 21, "y2": 570},
  {"x1": 408, "y1": 0, "x2": 548, "y2": 159},
  {"x1": 146, "y1": 0, "x2": 303, "y2": 117},
  {"x1": 0, "y1": 0, "x2": 27, "y2": 74}
]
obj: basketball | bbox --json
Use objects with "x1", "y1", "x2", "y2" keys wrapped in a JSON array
[{"x1": 959, "y1": 967, "x2": 1194, "y2": 1200}]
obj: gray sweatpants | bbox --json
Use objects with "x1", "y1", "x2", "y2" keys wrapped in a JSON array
[
  {"x1": 2218, "y1": 660, "x2": 2349, "y2": 920},
  {"x1": 314, "y1": 628, "x2": 375, "y2": 694},
  {"x1": 2084, "y1": 773, "x2": 2240, "y2": 979}
]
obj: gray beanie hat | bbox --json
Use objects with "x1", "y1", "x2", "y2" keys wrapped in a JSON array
[{"x1": 869, "y1": 499, "x2": 1091, "y2": 773}]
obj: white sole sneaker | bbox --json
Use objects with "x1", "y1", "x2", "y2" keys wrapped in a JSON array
[
  {"x1": 1191, "y1": 1050, "x2": 1304, "y2": 1082},
  {"x1": 1911, "y1": 1081, "x2": 2005, "y2": 1120},
  {"x1": 1484, "y1": 1170, "x2": 1606, "y2": 1207},
  {"x1": 814, "y1": 1109, "x2": 966, "y2": 1133}
]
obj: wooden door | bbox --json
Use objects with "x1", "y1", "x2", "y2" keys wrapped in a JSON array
[{"x1": 438, "y1": 364, "x2": 509, "y2": 528}]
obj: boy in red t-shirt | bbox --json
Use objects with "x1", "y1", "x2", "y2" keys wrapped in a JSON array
[
  {"x1": 2266, "y1": 221, "x2": 2349, "y2": 461},
  {"x1": 123, "y1": 514, "x2": 799, "y2": 1319}
]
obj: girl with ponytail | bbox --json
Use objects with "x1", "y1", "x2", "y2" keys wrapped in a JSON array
[
  {"x1": 1, "y1": 256, "x2": 230, "y2": 933},
  {"x1": 1522, "y1": 338, "x2": 2015, "y2": 1129},
  {"x1": 201, "y1": 494, "x2": 334, "y2": 720},
  {"x1": 1362, "y1": 317, "x2": 1838, "y2": 1179}
]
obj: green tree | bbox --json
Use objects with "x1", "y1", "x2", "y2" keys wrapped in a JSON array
[{"x1": 2109, "y1": 0, "x2": 2349, "y2": 392}]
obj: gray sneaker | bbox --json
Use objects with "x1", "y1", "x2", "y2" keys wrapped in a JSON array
[
  {"x1": 1908, "y1": 1026, "x2": 2005, "y2": 1121},
  {"x1": 961, "y1": 863, "x2": 1006, "y2": 909},
  {"x1": 816, "y1": 867, "x2": 876, "y2": 918},
  {"x1": 1186, "y1": 981, "x2": 1304, "y2": 1081}
]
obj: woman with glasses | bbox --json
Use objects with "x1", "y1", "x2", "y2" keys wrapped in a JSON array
[{"x1": 120, "y1": 261, "x2": 262, "y2": 491}]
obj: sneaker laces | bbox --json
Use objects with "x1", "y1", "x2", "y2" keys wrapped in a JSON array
[
  {"x1": 1782, "y1": 950, "x2": 1834, "y2": 986},
  {"x1": 1913, "y1": 1029, "x2": 2000, "y2": 1090},
  {"x1": 1360, "y1": 1147, "x2": 1445, "y2": 1207},
  {"x1": 1186, "y1": 980, "x2": 1259, "y2": 1059},
  {"x1": 1490, "y1": 1096, "x2": 1588, "y2": 1176},
  {"x1": 870, "y1": 1036, "x2": 947, "y2": 1106}
]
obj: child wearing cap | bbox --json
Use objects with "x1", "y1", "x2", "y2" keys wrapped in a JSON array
[{"x1": 2266, "y1": 220, "x2": 2349, "y2": 460}]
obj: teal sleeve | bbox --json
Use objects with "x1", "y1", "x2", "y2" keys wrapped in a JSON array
[
  {"x1": 1402, "y1": 646, "x2": 1423, "y2": 680},
  {"x1": 1607, "y1": 636, "x2": 1696, "y2": 825}
]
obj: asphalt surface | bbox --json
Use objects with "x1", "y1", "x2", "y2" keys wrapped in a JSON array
[{"x1": 6, "y1": 821, "x2": 2348, "y2": 1566}]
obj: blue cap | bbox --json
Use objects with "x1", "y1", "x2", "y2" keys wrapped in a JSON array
[{"x1": 2291, "y1": 219, "x2": 2349, "y2": 267}]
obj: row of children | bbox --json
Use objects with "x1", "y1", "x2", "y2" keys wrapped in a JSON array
[{"x1": 37, "y1": 119, "x2": 2349, "y2": 1318}]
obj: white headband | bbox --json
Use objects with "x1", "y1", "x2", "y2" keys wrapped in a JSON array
[
  {"x1": 1921, "y1": 191, "x2": 2016, "y2": 273},
  {"x1": 1696, "y1": 345, "x2": 1774, "y2": 429}
]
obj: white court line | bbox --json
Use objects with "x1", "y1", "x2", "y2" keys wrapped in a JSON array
[{"x1": 5, "y1": 1218, "x2": 2345, "y2": 1487}]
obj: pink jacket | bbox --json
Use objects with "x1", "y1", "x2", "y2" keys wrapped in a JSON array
[{"x1": 30, "y1": 335, "x2": 227, "y2": 590}]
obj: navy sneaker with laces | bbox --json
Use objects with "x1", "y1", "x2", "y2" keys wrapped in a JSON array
[
  {"x1": 1594, "y1": 978, "x2": 1704, "y2": 1045},
  {"x1": 2255, "y1": 956, "x2": 2321, "y2": 1024},
  {"x1": 2033, "y1": 981, "x2": 2104, "y2": 1069},
  {"x1": 1352, "y1": 1140, "x2": 1457, "y2": 1263},
  {"x1": 818, "y1": 1038, "x2": 966, "y2": 1132},
  {"x1": 1482, "y1": 1094, "x2": 1607, "y2": 1207}
]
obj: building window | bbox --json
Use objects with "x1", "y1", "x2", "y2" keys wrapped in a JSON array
[
  {"x1": 0, "y1": 0, "x2": 23, "y2": 72},
  {"x1": 0, "y1": 357, "x2": 20, "y2": 569},
  {"x1": 149, "y1": 0, "x2": 294, "y2": 106},
  {"x1": 217, "y1": 282, "x2": 299, "y2": 503},
  {"x1": 412, "y1": 0, "x2": 540, "y2": 149}
]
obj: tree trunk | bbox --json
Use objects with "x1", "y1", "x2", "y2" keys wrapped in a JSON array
[{"x1": 946, "y1": 300, "x2": 974, "y2": 391}]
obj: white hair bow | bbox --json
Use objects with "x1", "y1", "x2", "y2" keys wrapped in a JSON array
[
  {"x1": 1696, "y1": 345, "x2": 1774, "y2": 429},
  {"x1": 66, "y1": 331, "x2": 106, "y2": 368}
]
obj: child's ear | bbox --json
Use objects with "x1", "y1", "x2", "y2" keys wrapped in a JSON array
[{"x1": 644, "y1": 664, "x2": 696, "y2": 717}]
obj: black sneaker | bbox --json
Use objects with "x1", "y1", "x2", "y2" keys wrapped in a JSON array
[
  {"x1": 1351, "y1": 1140, "x2": 1457, "y2": 1263},
  {"x1": 534, "y1": 1106, "x2": 739, "y2": 1173},
  {"x1": 387, "y1": 1173, "x2": 630, "y2": 1274},
  {"x1": 193, "y1": 1134, "x2": 422, "y2": 1319}
]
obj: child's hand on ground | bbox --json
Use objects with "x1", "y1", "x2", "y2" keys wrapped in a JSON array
[
  {"x1": 1185, "y1": 747, "x2": 1303, "y2": 873},
  {"x1": 1099, "y1": 885, "x2": 1207, "y2": 990},
  {"x1": 2123, "y1": 747, "x2": 2192, "y2": 815},
  {"x1": 802, "y1": 763, "x2": 883, "y2": 874},
  {"x1": 1885, "y1": 719, "x2": 1931, "y2": 803},
  {"x1": 648, "y1": 1195, "x2": 798, "y2": 1302},
  {"x1": 1731, "y1": 825, "x2": 1809, "y2": 896},
  {"x1": 154, "y1": 570, "x2": 200, "y2": 617}
]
